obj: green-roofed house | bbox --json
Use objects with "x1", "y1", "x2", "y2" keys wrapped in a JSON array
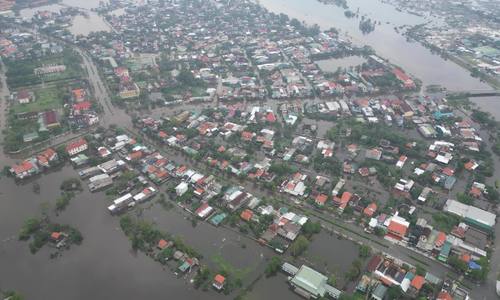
[
  {"x1": 209, "y1": 213, "x2": 227, "y2": 226},
  {"x1": 438, "y1": 241, "x2": 452, "y2": 262},
  {"x1": 289, "y1": 265, "x2": 341, "y2": 299}
]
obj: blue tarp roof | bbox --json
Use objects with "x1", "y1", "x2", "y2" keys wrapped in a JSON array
[{"x1": 469, "y1": 261, "x2": 481, "y2": 270}]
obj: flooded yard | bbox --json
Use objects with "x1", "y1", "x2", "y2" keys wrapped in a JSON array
[{"x1": 316, "y1": 56, "x2": 367, "y2": 72}]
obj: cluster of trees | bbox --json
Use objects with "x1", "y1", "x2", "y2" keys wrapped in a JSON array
[
  {"x1": 119, "y1": 216, "x2": 200, "y2": 258},
  {"x1": 290, "y1": 236, "x2": 310, "y2": 257},
  {"x1": 18, "y1": 217, "x2": 82, "y2": 254},
  {"x1": 55, "y1": 192, "x2": 75, "y2": 212},
  {"x1": 289, "y1": 18, "x2": 321, "y2": 37}
]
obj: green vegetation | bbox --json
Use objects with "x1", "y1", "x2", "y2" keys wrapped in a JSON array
[
  {"x1": 5, "y1": 48, "x2": 83, "y2": 88},
  {"x1": 345, "y1": 259, "x2": 363, "y2": 281},
  {"x1": 448, "y1": 255, "x2": 468, "y2": 273},
  {"x1": 269, "y1": 162, "x2": 297, "y2": 177},
  {"x1": 18, "y1": 218, "x2": 42, "y2": 241},
  {"x1": 264, "y1": 256, "x2": 282, "y2": 277},
  {"x1": 289, "y1": 236, "x2": 310, "y2": 257},
  {"x1": 358, "y1": 244, "x2": 371, "y2": 259},
  {"x1": 432, "y1": 212, "x2": 460, "y2": 232},
  {"x1": 301, "y1": 220, "x2": 322, "y2": 238},
  {"x1": 55, "y1": 192, "x2": 75, "y2": 212},
  {"x1": 60, "y1": 178, "x2": 82, "y2": 192},
  {"x1": 386, "y1": 285, "x2": 403, "y2": 300},
  {"x1": 18, "y1": 217, "x2": 82, "y2": 254},
  {"x1": 12, "y1": 87, "x2": 64, "y2": 114},
  {"x1": 119, "y1": 216, "x2": 200, "y2": 258},
  {"x1": 1, "y1": 290, "x2": 24, "y2": 300},
  {"x1": 193, "y1": 266, "x2": 212, "y2": 290},
  {"x1": 211, "y1": 254, "x2": 250, "y2": 295},
  {"x1": 415, "y1": 264, "x2": 427, "y2": 276}
]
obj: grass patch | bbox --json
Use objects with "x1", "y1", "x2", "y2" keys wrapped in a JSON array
[{"x1": 12, "y1": 87, "x2": 64, "y2": 114}]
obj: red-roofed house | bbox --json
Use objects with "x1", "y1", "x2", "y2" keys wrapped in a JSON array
[
  {"x1": 387, "y1": 216, "x2": 409, "y2": 240},
  {"x1": 315, "y1": 194, "x2": 328, "y2": 206},
  {"x1": 50, "y1": 232, "x2": 63, "y2": 242},
  {"x1": 241, "y1": 131, "x2": 254, "y2": 141},
  {"x1": 434, "y1": 231, "x2": 447, "y2": 249},
  {"x1": 17, "y1": 89, "x2": 33, "y2": 104},
  {"x1": 72, "y1": 88, "x2": 86, "y2": 102},
  {"x1": 157, "y1": 239, "x2": 172, "y2": 250},
  {"x1": 333, "y1": 191, "x2": 352, "y2": 211},
  {"x1": 73, "y1": 101, "x2": 92, "y2": 114},
  {"x1": 195, "y1": 202, "x2": 214, "y2": 219},
  {"x1": 66, "y1": 138, "x2": 88, "y2": 156},
  {"x1": 11, "y1": 159, "x2": 39, "y2": 179},
  {"x1": 464, "y1": 160, "x2": 479, "y2": 171},
  {"x1": 240, "y1": 209, "x2": 254, "y2": 222},
  {"x1": 436, "y1": 291, "x2": 453, "y2": 300},
  {"x1": 363, "y1": 203, "x2": 377, "y2": 217},
  {"x1": 392, "y1": 68, "x2": 415, "y2": 89},
  {"x1": 410, "y1": 275, "x2": 425, "y2": 291},
  {"x1": 266, "y1": 112, "x2": 277, "y2": 123},
  {"x1": 44, "y1": 110, "x2": 60, "y2": 129},
  {"x1": 213, "y1": 274, "x2": 226, "y2": 290},
  {"x1": 37, "y1": 148, "x2": 58, "y2": 167}
]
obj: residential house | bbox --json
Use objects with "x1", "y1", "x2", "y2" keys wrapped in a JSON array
[{"x1": 66, "y1": 138, "x2": 88, "y2": 156}]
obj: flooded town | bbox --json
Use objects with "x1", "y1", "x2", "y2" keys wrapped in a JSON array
[{"x1": 0, "y1": 0, "x2": 499, "y2": 300}]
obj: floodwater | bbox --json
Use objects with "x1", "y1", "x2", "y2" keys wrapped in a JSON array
[
  {"x1": 259, "y1": 0, "x2": 491, "y2": 91},
  {"x1": 0, "y1": 159, "x2": 363, "y2": 299},
  {"x1": 0, "y1": 165, "x2": 222, "y2": 299},
  {"x1": 69, "y1": 14, "x2": 111, "y2": 36},
  {"x1": 316, "y1": 56, "x2": 367, "y2": 72},
  {"x1": 19, "y1": 1, "x2": 111, "y2": 36},
  {"x1": 470, "y1": 96, "x2": 500, "y2": 121}
]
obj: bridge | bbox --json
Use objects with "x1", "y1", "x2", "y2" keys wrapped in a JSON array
[{"x1": 446, "y1": 89, "x2": 500, "y2": 98}]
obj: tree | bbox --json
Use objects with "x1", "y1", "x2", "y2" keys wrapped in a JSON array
[
  {"x1": 264, "y1": 256, "x2": 282, "y2": 277},
  {"x1": 19, "y1": 218, "x2": 41, "y2": 240},
  {"x1": 448, "y1": 255, "x2": 468, "y2": 273},
  {"x1": 415, "y1": 264, "x2": 426, "y2": 276},
  {"x1": 359, "y1": 245, "x2": 371, "y2": 259},
  {"x1": 2, "y1": 291, "x2": 23, "y2": 300},
  {"x1": 327, "y1": 274, "x2": 337, "y2": 286},
  {"x1": 302, "y1": 221, "x2": 321, "y2": 237},
  {"x1": 386, "y1": 286, "x2": 403, "y2": 300},
  {"x1": 290, "y1": 236, "x2": 309, "y2": 257}
]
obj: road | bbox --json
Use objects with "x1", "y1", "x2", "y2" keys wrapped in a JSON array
[{"x1": 0, "y1": 59, "x2": 9, "y2": 142}]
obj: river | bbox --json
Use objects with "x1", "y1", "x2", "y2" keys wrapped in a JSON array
[{"x1": 258, "y1": 0, "x2": 492, "y2": 92}]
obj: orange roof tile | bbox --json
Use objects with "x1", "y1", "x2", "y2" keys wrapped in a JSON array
[
  {"x1": 240, "y1": 209, "x2": 254, "y2": 222},
  {"x1": 214, "y1": 274, "x2": 226, "y2": 284},
  {"x1": 411, "y1": 275, "x2": 425, "y2": 290}
]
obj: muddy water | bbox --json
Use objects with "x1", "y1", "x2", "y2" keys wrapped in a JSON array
[{"x1": 0, "y1": 165, "x2": 223, "y2": 299}]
